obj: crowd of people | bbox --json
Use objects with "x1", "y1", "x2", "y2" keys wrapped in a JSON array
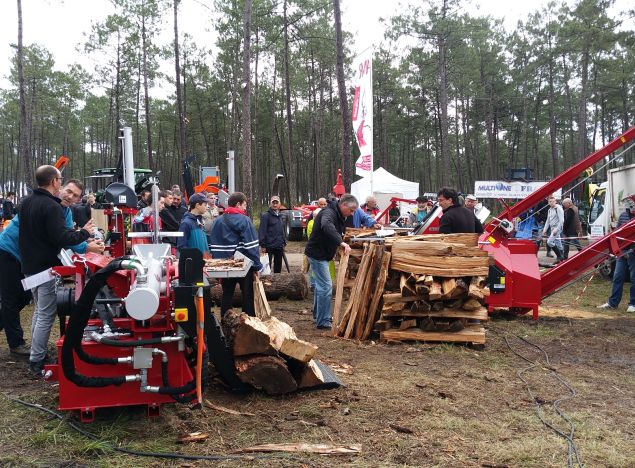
[{"x1": 1, "y1": 170, "x2": 633, "y2": 376}]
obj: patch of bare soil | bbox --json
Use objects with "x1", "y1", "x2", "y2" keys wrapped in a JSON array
[{"x1": 1, "y1": 257, "x2": 634, "y2": 467}]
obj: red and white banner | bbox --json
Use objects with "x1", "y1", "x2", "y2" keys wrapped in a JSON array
[{"x1": 352, "y1": 49, "x2": 373, "y2": 178}]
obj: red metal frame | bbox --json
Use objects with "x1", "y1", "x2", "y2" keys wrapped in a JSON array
[{"x1": 482, "y1": 125, "x2": 635, "y2": 319}]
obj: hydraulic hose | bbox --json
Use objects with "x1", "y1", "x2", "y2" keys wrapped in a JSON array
[{"x1": 61, "y1": 258, "x2": 142, "y2": 387}]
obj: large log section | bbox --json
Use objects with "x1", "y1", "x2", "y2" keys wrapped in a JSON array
[{"x1": 211, "y1": 272, "x2": 308, "y2": 305}]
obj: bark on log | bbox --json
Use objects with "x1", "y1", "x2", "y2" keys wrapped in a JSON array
[
  {"x1": 221, "y1": 310, "x2": 276, "y2": 356},
  {"x1": 234, "y1": 355, "x2": 298, "y2": 394},
  {"x1": 211, "y1": 272, "x2": 308, "y2": 305}
]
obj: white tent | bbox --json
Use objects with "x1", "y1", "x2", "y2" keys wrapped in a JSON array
[{"x1": 351, "y1": 167, "x2": 419, "y2": 215}]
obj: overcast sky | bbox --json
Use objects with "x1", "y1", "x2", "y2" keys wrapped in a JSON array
[{"x1": 0, "y1": 0, "x2": 631, "y2": 93}]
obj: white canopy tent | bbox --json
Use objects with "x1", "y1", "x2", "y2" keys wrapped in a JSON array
[{"x1": 350, "y1": 167, "x2": 420, "y2": 215}]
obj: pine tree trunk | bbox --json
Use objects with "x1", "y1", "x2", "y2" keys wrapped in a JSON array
[
  {"x1": 17, "y1": 0, "x2": 33, "y2": 189},
  {"x1": 173, "y1": 0, "x2": 187, "y2": 167},
  {"x1": 332, "y1": 0, "x2": 351, "y2": 188},
  {"x1": 241, "y1": 0, "x2": 253, "y2": 210}
]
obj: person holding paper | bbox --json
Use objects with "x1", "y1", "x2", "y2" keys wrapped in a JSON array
[
  {"x1": 18, "y1": 166, "x2": 94, "y2": 377},
  {"x1": 0, "y1": 179, "x2": 103, "y2": 358}
]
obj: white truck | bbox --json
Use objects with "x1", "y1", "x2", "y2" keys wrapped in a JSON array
[
  {"x1": 587, "y1": 163, "x2": 635, "y2": 278},
  {"x1": 588, "y1": 163, "x2": 635, "y2": 237}
]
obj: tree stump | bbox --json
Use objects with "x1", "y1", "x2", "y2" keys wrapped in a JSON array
[{"x1": 234, "y1": 355, "x2": 298, "y2": 395}]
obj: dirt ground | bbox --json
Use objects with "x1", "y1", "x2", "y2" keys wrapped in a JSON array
[{"x1": 1, "y1": 241, "x2": 634, "y2": 467}]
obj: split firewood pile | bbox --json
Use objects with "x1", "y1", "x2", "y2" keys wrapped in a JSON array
[
  {"x1": 333, "y1": 231, "x2": 491, "y2": 345},
  {"x1": 204, "y1": 258, "x2": 245, "y2": 271},
  {"x1": 221, "y1": 310, "x2": 326, "y2": 395}
]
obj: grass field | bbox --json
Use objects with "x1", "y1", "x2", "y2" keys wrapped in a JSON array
[{"x1": 1, "y1": 263, "x2": 634, "y2": 467}]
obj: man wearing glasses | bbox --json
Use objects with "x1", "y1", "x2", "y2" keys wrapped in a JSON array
[
  {"x1": 259, "y1": 196, "x2": 286, "y2": 273},
  {"x1": 437, "y1": 187, "x2": 483, "y2": 234},
  {"x1": 18, "y1": 165, "x2": 95, "y2": 376}
]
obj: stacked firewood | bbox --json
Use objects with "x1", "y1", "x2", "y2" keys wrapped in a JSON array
[
  {"x1": 221, "y1": 311, "x2": 325, "y2": 395},
  {"x1": 333, "y1": 233, "x2": 491, "y2": 344}
]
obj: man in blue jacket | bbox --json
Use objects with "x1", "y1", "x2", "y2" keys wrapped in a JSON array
[
  {"x1": 259, "y1": 195, "x2": 286, "y2": 273},
  {"x1": 177, "y1": 193, "x2": 211, "y2": 255},
  {"x1": 210, "y1": 192, "x2": 263, "y2": 317}
]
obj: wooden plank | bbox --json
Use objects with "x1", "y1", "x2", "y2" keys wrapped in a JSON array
[
  {"x1": 335, "y1": 244, "x2": 369, "y2": 335},
  {"x1": 381, "y1": 325, "x2": 486, "y2": 344},
  {"x1": 332, "y1": 248, "x2": 350, "y2": 331},
  {"x1": 383, "y1": 292, "x2": 426, "y2": 304},
  {"x1": 253, "y1": 277, "x2": 272, "y2": 320},
  {"x1": 345, "y1": 243, "x2": 377, "y2": 339},
  {"x1": 385, "y1": 233, "x2": 479, "y2": 247},
  {"x1": 382, "y1": 306, "x2": 488, "y2": 320},
  {"x1": 354, "y1": 247, "x2": 384, "y2": 339},
  {"x1": 390, "y1": 259, "x2": 489, "y2": 277},
  {"x1": 361, "y1": 251, "x2": 392, "y2": 340},
  {"x1": 391, "y1": 254, "x2": 489, "y2": 270},
  {"x1": 391, "y1": 240, "x2": 488, "y2": 257}
]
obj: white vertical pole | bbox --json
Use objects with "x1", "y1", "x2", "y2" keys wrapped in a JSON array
[
  {"x1": 122, "y1": 127, "x2": 135, "y2": 191},
  {"x1": 227, "y1": 150, "x2": 235, "y2": 193}
]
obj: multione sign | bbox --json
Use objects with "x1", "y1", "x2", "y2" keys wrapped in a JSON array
[{"x1": 474, "y1": 181, "x2": 562, "y2": 199}]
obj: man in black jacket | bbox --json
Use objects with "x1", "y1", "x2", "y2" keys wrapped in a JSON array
[
  {"x1": 19, "y1": 165, "x2": 94, "y2": 376},
  {"x1": 305, "y1": 194, "x2": 356, "y2": 329},
  {"x1": 438, "y1": 187, "x2": 484, "y2": 234},
  {"x1": 2, "y1": 192, "x2": 16, "y2": 221},
  {"x1": 259, "y1": 196, "x2": 286, "y2": 273}
]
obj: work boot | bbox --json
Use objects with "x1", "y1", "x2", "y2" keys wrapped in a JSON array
[
  {"x1": 10, "y1": 344, "x2": 31, "y2": 356},
  {"x1": 28, "y1": 360, "x2": 45, "y2": 378}
]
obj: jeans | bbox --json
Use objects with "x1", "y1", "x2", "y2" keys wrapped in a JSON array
[
  {"x1": 267, "y1": 248, "x2": 284, "y2": 273},
  {"x1": 0, "y1": 250, "x2": 32, "y2": 348},
  {"x1": 29, "y1": 278, "x2": 58, "y2": 363},
  {"x1": 307, "y1": 257, "x2": 332, "y2": 327},
  {"x1": 563, "y1": 237, "x2": 583, "y2": 259},
  {"x1": 608, "y1": 252, "x2": 635, "y2": 308},
  {"x1": 220, "y1": 268, "x2": 255, "y2": 317}
]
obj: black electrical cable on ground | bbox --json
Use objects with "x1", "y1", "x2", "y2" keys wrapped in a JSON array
[
  {"x1": 5, "y1": 396, "x2": 290, "y2": 462},
  {"x1": 489, "y1": 326, "x2": 583, "y2": 468}
]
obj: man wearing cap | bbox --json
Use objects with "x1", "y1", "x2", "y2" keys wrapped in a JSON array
[
  {"x1": 259, "y1": 196, "x2": 286, "y2": 273},
  {"x1": 465, "y1": 194, "x2": 478, "y2": 212},
  {"x1": 177, "y1": 193, "x2": 211, "y2": 256}
]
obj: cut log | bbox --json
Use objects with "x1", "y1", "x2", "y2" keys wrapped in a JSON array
[
  {"x1": 279, "y1": 338, "x2": 318, "y2": 363},
  {"x1": 400, "y1": 273, "x2": 417, "y2": 296},
  {"x1": 429, "y1": 281, "x2": 443, "y2": 300},
  {"x1": 423, "y1": 275, "x2": 434, "y2": 286},
  {"x1": 399, "y1": 319, "x2": 418, "y2": 330},
  {"x1": 373, "y1": 319, "x2": 392, "y2": 331},
  {"x1": 415, "y1": 284, "x2": 430, "y2": 295},
  {"x1": 462, "y1": 298, "x2": 483, "y2": 311},
  {"x1": 211, "y1": 273, "x2": 309, "y2": 305},
  {"x1": 294, "y1": 359, "x2": 326, "y2": 389},
  {"x1": 441, "y1": 278, "x2": 457, "y2": 297},
  {"x1": 410, "y1": 300, "x2": 431, "y2": 314},
  {"x1": 222, "y1": 310, "x2": 276, "y2": 356},
  {"x1": 234, "y1": 355, "x2": 298, "y2": 395},
  {"x1": 264, "y1": 316, "x2": 297, "y2": 350},
  {"x1": 382, "y1": 302, "x2": 407, "y2": 314}
]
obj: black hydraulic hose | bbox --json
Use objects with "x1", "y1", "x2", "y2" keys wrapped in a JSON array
[
  {"x1": 62, "y1": 259, "x2": 135, "y2": 387},
  {"x1": 97, "y1": 336, "x2": 171, "y2": 347}
]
